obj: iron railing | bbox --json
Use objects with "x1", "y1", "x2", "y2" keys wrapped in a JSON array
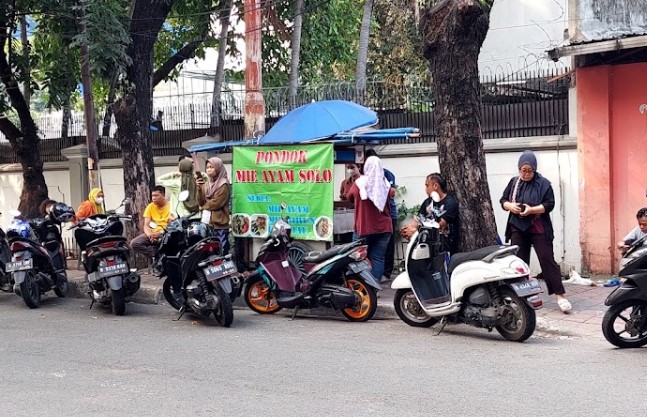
[{"x1": 0, "y1": 69, "x2": 571, "y2": 163}]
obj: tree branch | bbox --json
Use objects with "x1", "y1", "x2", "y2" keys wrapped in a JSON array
[
  {"x1": 153, "y1": 39, "x2": 204, "y2": 87},
  {"x1": 0, "y1": 115, "x2": 23, "y2": 142}
]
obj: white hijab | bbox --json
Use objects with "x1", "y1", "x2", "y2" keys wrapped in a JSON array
[{"x1": 355, "y1": 156, "x2": 390, "y2": 212}]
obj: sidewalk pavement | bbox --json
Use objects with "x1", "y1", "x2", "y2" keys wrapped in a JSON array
[{"x1": 65, "y1": 268, "x2": 615, "y2": 339}]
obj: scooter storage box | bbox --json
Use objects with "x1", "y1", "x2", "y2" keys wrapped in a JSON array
[{"x1": 408, "y1": 252, "x2": 450, "y2": 307}]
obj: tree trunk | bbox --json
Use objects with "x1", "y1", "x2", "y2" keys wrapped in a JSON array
[
  {"x1": 115, "y1": 0, "x2": 174, "y2": 241},
  {"x1": 421, "y1": 0, "x2": 498, "y2": 251},
  {"x1": 19, "y1": 16, "x2": 30, "y2": 106},
  {"x1": 356, "y1": 0, "x2": 374, "y2": 103},
  {"x1": 102, "y1": 73, "x2": 118, "y2": 137},
  {"x1": 0, "y1": 13, "x2": 48, "y2": 218},
  {"x1": 288, "y1": 0, "x2": 304, "y2": 108},
  {"x1": 113, "y1": 95, "x2": 152, "y2": 241},
  {"x1": 61, "y1": 102, "x2": 71, "y2": 138},
  {"x1": 211, "y1": 0, "x2": 233, "y2": 130}
]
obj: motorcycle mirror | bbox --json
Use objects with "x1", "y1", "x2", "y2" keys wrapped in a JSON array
[
  {"x1": 149, "y1": 221, "x2": 158, "y2": 230},
  {"x1": 430, "y1": 191, "x2": 441, "y2": 203},
  {"x1": 8, "y1": 209, "x2": 21, "y2": 218},
  {"x1": 178, "y1": 190, "x2": 190, "y2": 202}
]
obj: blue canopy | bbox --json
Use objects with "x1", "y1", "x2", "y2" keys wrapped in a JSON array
[
  {"x1": 188, "y1": 127, "x2": 420, "y2": 153},
  {"x1": 259, "y1": 100, "x2": 378, "y2": 144}
]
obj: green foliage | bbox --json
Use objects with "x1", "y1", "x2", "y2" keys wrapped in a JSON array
[
  {"x1": 262, "y1": 0, "x2": 363, "y2": 87},
  {"x1": 368, "y1": 0, "x2": 429, "y2": 93}
]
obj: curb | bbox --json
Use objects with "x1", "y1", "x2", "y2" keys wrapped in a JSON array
[
  {"x1": 66, "y1": 277, "x2": 568, "y2": 335},
  {"x1": 67, "y1": 276, "x2": 399, "y2": 320}
]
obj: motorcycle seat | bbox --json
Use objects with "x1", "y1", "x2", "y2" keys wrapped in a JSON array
[
  {"x1": 303, "y1": 240, "x2": 363, "y2": 263},
  {"x1": 447, "y1": 245, "x2": 508, "y2": 275}
]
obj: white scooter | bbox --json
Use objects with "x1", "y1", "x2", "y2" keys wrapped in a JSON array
[{"x1": 392, "y1": 208, "x2": 543, "y2": 342}]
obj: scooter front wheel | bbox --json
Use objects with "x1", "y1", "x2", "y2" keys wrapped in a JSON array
[
  {"x1": 602, "y1": 299, "x2": 647, "y2": 348},
  {"x1": 393, "y1": 289, "x2": 437, "y2": 327},
  {"x1": 162, "y1": 278, "x2": 183, "y2": 311},
  {"x1": 244, "y1": 273, "x2": 282, "y2": 314},
  {"x1": 341, "y1": 277, "x2": 377, "y2": 322}
]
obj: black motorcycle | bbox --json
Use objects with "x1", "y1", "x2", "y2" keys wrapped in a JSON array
[
  {"x1": 0, "y1": 212, "x2": 13, "y2": 293},
  {"x1": 152, "y1": 216, "x2": 239, "y2": 327},
  {"x1": 4, "y1": 203, "x2": 75, "y2": 308},
  {"x1": 70, "y1": 199, "x2": 141, "y2": 316},
  {"x1": 602, "y1": 234, "x2": 647, "y2": 348},
  {"x1": 243, "y1": 218, "x2": 381, "y2": 322}
]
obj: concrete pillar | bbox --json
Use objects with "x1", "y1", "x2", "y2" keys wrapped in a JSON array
[{"x1": 61, "y1": 144, "x2": 89, "y2": 210}]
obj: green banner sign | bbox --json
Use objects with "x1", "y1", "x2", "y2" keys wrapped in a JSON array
[{"x1": 232, "y1": 144, "x2": 334, "y2": 241}]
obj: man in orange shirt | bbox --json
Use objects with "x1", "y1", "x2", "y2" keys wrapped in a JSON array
[{"x1": 130, "y1": 186, "x2": 174, "y2": 259}]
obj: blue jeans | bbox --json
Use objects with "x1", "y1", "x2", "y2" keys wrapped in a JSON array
[{"x1": 353, "y1": 232, "x2": 391, "y2": 283}]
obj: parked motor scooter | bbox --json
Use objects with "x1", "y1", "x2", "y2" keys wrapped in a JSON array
[
  {"x1": 601, "y1": 234, "x2": 647, "y2": 348},
  {"x1": 152, "y1": 190, "x2": 240, "y2": 327},
  {"x1": 243, "y1": 218, "x2": 381, "y2": 322},
  {"x1": 392, "y1": 206, "x2": 543, "y2": 342},
  {"x1": 69, "y1": 198, "x2": 141, "y2": 316},
  {"x1": 0, "y1": 212, "x2": 13, "y2": 293},
  {"x1": 4, "y1": 203, "x2": 75, "y2": 308}
]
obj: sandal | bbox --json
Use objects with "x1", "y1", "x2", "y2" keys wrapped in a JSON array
[{"x1": 557, "y1": 298, "x2": 572, "y2": 314}]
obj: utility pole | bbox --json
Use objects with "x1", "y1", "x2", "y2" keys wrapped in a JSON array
[
  {"x1": 244, "y1": 0, "x2": 265, "y2": 139},
  {"x1": 76, "y1": 2, "x2": 101, "y2": 190}
]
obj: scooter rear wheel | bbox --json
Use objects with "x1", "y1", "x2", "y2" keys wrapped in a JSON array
[
  {"x1": 495, "y1": 288, "x2": 536, "y2": 342},
  {"x1": 341, "y1": 277, "x2": 377, "y2": 322},
  {"x1": 602, "y1": 300, "x2": 647, "y2": 348},
  {"x1": 19, "y1": 271, "x2": 41, "y2": 309},
  {"x1": 393, "y1": 289, "x2": 438, "y2": 327},
  {"x1": 244, "y1": 274, "x2": 282, "y2": 314}
]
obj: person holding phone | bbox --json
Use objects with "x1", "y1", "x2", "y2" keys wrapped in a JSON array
[
  {"x1": 157, "y1": 155, "x2": 204, "y2": 218},
  {"x1": 500, "y1": 150, "x2": 571, "y2": 313},
  {"x1": 196, "y1": 157, "x2": 231, "y2": 254}
]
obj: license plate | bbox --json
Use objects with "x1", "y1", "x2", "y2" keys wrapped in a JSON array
[
  {"x1": 98, "y1": 263, "x2": 129, "y2": 278},
  {"x1": 510, "y1": 279, "x2": 543, "y2": 297},
  {"x1": 204, "y1": 260, "x2": 237, "y2": 282},
  {"x1": 347, "y1": 260, "x2": 371, "y2": 274},
  {"x1": 5, "y1": 259, "x2": 33, "y2": 272}
]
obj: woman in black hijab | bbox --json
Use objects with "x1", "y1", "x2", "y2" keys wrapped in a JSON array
[{"x1": 500, "y1": 150, "x2": 571, "y2": 313}]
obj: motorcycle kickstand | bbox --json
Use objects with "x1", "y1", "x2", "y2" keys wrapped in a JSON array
[
  {"x1": 89, "y1": 298, "x2": 95, "y2": 310},
  {"x1": 174, "y1": 305, "x2": 187, "y2": 321},
  {"x1": 433, "y1": 317, "x2": 448, "y2": 336},
  {"x1": 290, "y1": 306, "x2": 300, "y2": 320}
]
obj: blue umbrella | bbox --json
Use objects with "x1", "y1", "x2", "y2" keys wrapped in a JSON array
[{"x1": 259, "y1": 100, "x2": 378, "y2": 144}]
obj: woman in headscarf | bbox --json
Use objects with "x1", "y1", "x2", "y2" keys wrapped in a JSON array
[
  {"x1": 500, "y1": 150, "x2": 571, "y2": 313},
  {"x1": 76, "y1": 188, "x2": 105, "y2": 220},
  {"x1": 196, "y1": 157, "x2": 231, "y2": 254},
  {"x1": 157, "y1": 157, "x2": 202, "y2": 218},
  {"x1": 347, "y1": 156, "x2": 395, "y2": 283}
]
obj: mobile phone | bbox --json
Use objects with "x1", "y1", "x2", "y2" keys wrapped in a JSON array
[{"x1": 195, "y1": 171, "x2": 202, "y2": 177}]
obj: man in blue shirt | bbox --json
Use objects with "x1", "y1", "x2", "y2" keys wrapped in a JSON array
[{"x1": 365, "y1": 149, "x2": 398, "y2": 280}]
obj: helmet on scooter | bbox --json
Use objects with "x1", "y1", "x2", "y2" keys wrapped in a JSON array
[
  {"x1": 50, "y1": 203, "x2": 75, "y2": 222},
  {"x1": 186, "y1": 222, "x2": 209, "y2": 245},
  {"x1": 7, "y1": 219, "x2": 31, "y2": 238}
]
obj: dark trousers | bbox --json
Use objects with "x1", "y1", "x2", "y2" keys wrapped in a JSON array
[
  {"x1": 383, "y1": 219, "x2": 398, "y2": 279},
  {"x1": 510, "y1": 229, "x2": 565, "y2": 295},
  {"x1": 131, "y1": 233, "x2": 156, "y2": 259}
]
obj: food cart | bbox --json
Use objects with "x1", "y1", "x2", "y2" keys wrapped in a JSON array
[
  {"x1": 190, "y1": 129, "x2": 417, "y2": 272},
  {"x1": 189, "y1": 100, "x2": 419, "y2": 273}
]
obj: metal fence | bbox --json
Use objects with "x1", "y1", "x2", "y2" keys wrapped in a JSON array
[{"x1": 0, "y1": 69, "x2": 570, "y2": 163}]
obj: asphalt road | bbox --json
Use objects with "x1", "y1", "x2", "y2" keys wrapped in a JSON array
[{"x1": 0, "y1": 294, "x2": 645, "y2": 417}]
